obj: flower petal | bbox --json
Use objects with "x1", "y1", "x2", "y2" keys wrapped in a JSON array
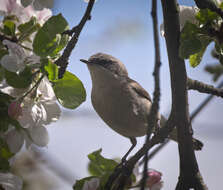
[
  {"x1": 1, "y1": 55, "x2": 25, "y2": 73},
  {"x1": 5, "y1": 128, "x2": 24, "y2": 153},
  {"x1": 29, "y1": 125, "x2": 49, "y2": 147},
  {"x1": 41, "y1": 101, "x2": 61, "y2": 124},
  {"x1": 0, "y1": 172, "x2": 23, "y2": 190}
]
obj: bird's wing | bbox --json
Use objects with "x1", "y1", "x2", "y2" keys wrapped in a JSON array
[{"x1": 127, "y1": 78, "x2": 152, "y2": 102}]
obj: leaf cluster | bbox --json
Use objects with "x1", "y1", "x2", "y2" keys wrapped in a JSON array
[
  {"x1": 179, "y1": 2, "x2": 223, "y2": 75},
  {"x1": 73, "y1": 149, "x2": 136, "y2": 190}
]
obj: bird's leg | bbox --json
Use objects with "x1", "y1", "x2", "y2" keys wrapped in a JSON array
[{"x1": 121, "y1": 137, "x2": 137, "y2": 164}]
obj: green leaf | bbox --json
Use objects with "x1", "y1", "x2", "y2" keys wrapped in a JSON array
[
  {"x1": 0, "y1": 91, "x2": 14, "y2": 105},
  {"x1": 189, "y1": 37, "x2": 212, "y2": 67},
  {"x1": 33, "y1": 14, "x2": 68, "y2": 57},
  {"x1": 0, "y1": 118, "x2": 10, "y2": 132},
  {"x1": 0, "y1": 66, "x2": 4, "y2": 82},
  {"x1": 49, "y1": 33, "x2": 69, "y2": 57},
  {"x1": 3, "y1": 15, "x2": 19, "y2": 23},
  {"x1": 0, "y1": 138, "x2": 14, "y2": 160},
  {"x1": 0, "y1": 157, "x2": 10, "y2": 172},
  {"x1": 0, "y1": 92, "x2": 18, "y2": 132},
  {"x1": 2, "y1": 20, "x2": 16, "y2": 36},
  {"x1": 87, "y1": 149, "x2": 118, "y2": 177},
  {"x1": 0, "y1": 112, "x2": 12, "y2": 132},
  {"x1": 179, "y1": 22, "x2": 202, "y2": 59},
  {"x1": 18, "y1": 17, "x2": 41, "y2": 42},
  {"x1": 73, "y1": 176, "x2": 98, "y2": 190},
  {"x1": 196, "y1": 8, "x2": 219, "y2": 24},
  {"x1": 43, "y1": 58, "x2": 58, "y2": 81},
  {"x1": 0, "y1": 138, "x2": 13, "y2": 172},
  {"x1": 53, "y1": 71, "x2": 86, "y2": 109},
  {"x1": 5, "y1": 67, "x2": 32, "y2": 88}
]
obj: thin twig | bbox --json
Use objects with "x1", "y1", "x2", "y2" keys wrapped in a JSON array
[
  {"x1": 55, "y1": 0, "x2": 96, "y2": 78},
  {"x1": 104, "y1": 113, "x2": 175, "y2": 190},
  {"x1": 187, "y1": 78, "x2": 223, "y2": 98},
  {"x1": 190, "y1": 80, "x2": 223, "y2": 121},
  {"x1": 141, "y1": 0, "x2": 161, "y2": 189},
  {"x1": 143, "y1": 80, "x2": 223, "y2": 162},
  {"x1": 20, "y1": 74, "x2": 44, "y2": 100}
]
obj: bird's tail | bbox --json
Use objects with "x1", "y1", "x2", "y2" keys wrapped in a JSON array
[{"x1": 160, "y1": 115, "x2": 203, "y2": 150}]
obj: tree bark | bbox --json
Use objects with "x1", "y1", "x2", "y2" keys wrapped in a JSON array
[{"x1": 160, "y1": 0, "x2": 207, "y2": 189}]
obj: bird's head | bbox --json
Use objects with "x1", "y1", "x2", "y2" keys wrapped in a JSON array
[{"x1": 80, "y1": 53, "x2": 128, "y2": 77}]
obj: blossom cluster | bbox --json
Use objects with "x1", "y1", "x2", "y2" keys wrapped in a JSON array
[
  {"x1": 0, "y1": 0, "x2": 59, "y2": 153},
  {"x1": 0, "y1": 0, "x2": 88, "y2": 188},
  {"x1": 0, "y1": 0, "x2": 60, "y2": 189}
]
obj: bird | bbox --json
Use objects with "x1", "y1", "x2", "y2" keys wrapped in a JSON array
[{"x1": 80, "y1": 53, "x2": 203, "y2": 161}]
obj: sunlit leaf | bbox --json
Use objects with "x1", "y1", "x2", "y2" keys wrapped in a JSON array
[
  {"x1": 53, "y1": 71, "x2": 86, "y2": 109},
  {"x1": 33, "y1": 14, "x2": 68, "y2": 57},
  {"x1": 5, "y1": 67, "x2": 32, "y2": 88},
  {"x1": 179, "y1": 22, "x2": 202, "y2": 59}
]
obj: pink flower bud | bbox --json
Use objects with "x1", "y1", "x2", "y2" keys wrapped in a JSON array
[
  {"x1": 8, "y1": 101, "x2": 22, "y2": 119},
  {"x1": 147, "y1": 170, "x2": 162, "y2": 188}
]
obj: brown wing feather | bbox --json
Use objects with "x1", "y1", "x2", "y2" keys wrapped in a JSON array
[{"x1": 127, "y1": 77, "x2": 152, "y2": 102}]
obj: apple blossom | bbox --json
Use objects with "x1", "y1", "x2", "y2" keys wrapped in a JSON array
[
  {"x1": 0, "y1": 0, "x2": 52, "y2": 25},
  {"x1": 215, "y1": 0, "x2": 223, "y2": 5},
  {"x1": 160, "y1": 5, "x2": 199, "y2": 36},
  {"x1": 8, "y1": 101, "x2": 22, "y2": 119},
  {"x1": 1, "y1": 76, "x2": 61, "y2": 150},
  {"x1": 1, "y1": 40, "x2": 40, "y2": 73},
  {"x1": 132, "y1": 164, "x2": 163, "y2": 190},
  {"x1": 4, "y1": 126, "x2": 24, "y2": 153},
  {"x1": 147, "y1": 170, "x2": 163, "y2": 190},
  {"x1": 0, "y1": 172, "x2": 22, "y2": 190},
  {"x1": 21, "y1": 0, "x2": 54, "y2": 10},
  {"x1": 17, "y1": 77, "x2": 60, "y2": 147}
]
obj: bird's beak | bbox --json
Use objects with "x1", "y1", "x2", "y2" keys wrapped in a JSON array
[{"x1": 80, "y1": 59, "x2": 90, "y2": 64}]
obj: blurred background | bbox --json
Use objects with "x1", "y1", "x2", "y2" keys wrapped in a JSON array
[{"x1": 13, "y1": 0, "x2": 223, "y2": 189}]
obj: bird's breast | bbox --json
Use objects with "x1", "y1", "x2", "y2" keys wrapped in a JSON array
[{"x1": 91, "y1": 78, "x2": 150, "y2": 137}]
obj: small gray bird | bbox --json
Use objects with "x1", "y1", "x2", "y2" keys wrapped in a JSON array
[{"x1": 80, "y1": 53, "x2": 202, "y2": 160}]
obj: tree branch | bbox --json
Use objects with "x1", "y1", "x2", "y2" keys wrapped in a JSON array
[
  {"x1": 187, "y1": 78, "x2": 223, "y2": 98},
  {"x1": 55, "y1": 0, "x2": 96, "y2": 78},
  {"x1": 142, "y1": 79, "x2": 223, "y2": 162},
  {"x1": 141, "y1": 0, "x2": 161, "y2": 189},
  {"x1": 104, "y1": 113, "x2": 176, "y2": 190},
  {"x1": 190, "y1": 80, "x2": 223, "y2": 121},
  {"x1": 161, "y1": 0, "x2": 207, "y2": 189},
  {"x1": 194, "y1": 0, "x2": 223, "y2": 19}
]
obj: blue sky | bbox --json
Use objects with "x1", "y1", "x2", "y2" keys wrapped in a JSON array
[
  {"x1": 52, "y1": 0, "x2": 223, "y2": 126},
  {"x1": 46, "y1": 1, "x2": 223, "y2": 189}
]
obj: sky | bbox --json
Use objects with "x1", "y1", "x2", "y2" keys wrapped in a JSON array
[{"x1": 38, "y1": 0, "x2": 223, "y2": 189}]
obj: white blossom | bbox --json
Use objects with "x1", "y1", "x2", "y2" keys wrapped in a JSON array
[
  {"x1": 1, "y1": 40, "x2": 40, "y2": 73},
  {"x1": 0, "y1": 172, "x2": 23, "y2": 190},
  {"x1": 215, "y1": 0, "x2": 223, "y2": 5},
  {"x1": 132, "y1": 164, "x2": 163, "y2": 190},
  {"x1": 1, "y1": 77, "x2": 61, "y2": 150},
  {"x1": 21, "y1": 0, "x2": 54, "y2": 10},
  {"x1": 0, "y1": 0, "x2": 52, "y2": 25},
  {"x1": 17, "y1": 77, "x2": 60, "y2": 147},
  {"x1": 1, "y1": 40, "x2": 26, "y2": 73},
  {"x1": 160, "y1": 5, "x2": 199, "y2": 36},
  {"x1": 4, "y1": 126, "x2": 24, "y2": 153}
]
